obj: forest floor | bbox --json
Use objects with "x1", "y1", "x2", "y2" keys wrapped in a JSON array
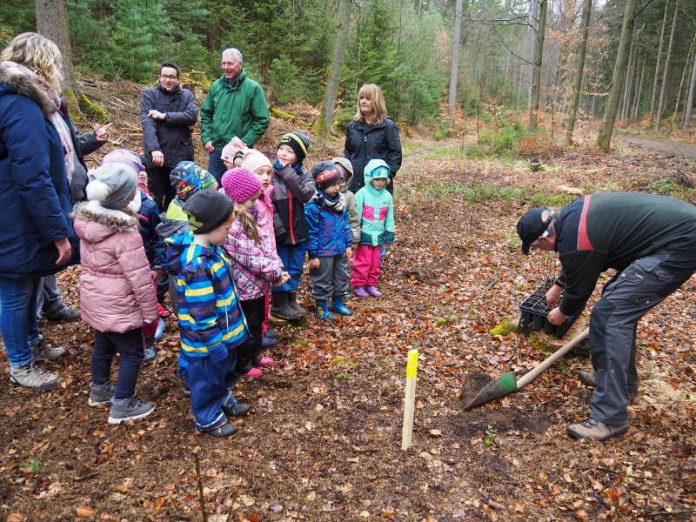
[{"x1": 1, "y1": 86, "x2": 696, "y2": 521}]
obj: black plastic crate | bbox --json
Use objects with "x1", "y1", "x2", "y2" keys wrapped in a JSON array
[{"x1": 518, "y1": 279, "x2": 580, "y2": 338}]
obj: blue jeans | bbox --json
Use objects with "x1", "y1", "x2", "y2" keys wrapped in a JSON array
[
  {"x1": 274, "y1": 242, "x2": 307, "y2": 293},
  {"x1": 207, "y1": 149, "x2": 227, "y2": 183},
  {"x1": 0, "y1": 277, "x2": 41, "y2": 368}
]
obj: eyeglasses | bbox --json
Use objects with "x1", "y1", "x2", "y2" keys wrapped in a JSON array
[{"x1": 160, "y1": 74, "x2": 178, "y2": 80}]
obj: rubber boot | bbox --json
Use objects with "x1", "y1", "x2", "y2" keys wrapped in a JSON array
[
  {"x1": 271, "y1": 292, "x2": 299, "y2": 320},
  {"x1": 331, "y1": 296, "x2": 353, "y2": 316},
  {"x1": 315, "y1": 300, "x2": 334, "y2": 320},
  {"x1": 287, "y1": 292, "x2": 307, "y2": 319}
]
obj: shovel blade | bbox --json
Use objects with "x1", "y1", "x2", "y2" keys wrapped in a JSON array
[{"x1": 463, "y1": 371, "x2": 518, "y2": 410}]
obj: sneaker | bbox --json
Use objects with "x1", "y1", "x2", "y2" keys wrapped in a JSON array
[
  {"x1": 365, "y1": 285, "x2": 383, "y2": 298},
  {"x1": 157, "y1": 303, "x2": 170, "y2": 318},
  {"x1": 354, "y1": 287, "x2": 370, "y2": 299},
  {"x1": 10, "y1": 364, "x2": 60, "y2": 390},
  {"x1": 261, "y1": 333, "x2": 278, "y2": 348},
  {"x1": 206, "y1": 422, "x2": 238, "y2": 437},
  {"x1": 45, "y1": 307, "x2": 80, "y2": 322},
  {"x1": 245, "y1": 367, "x2": 263, "y2": 378},
  {"x1": 88, "y1": 381, "x2": 114, "y2": 406},
  {"x1": 108, "y1": 398, "x2": 155, "y2": 424},
  {"x1": 31, "y1": 337, "x2": 67, "y2": 361},
  {"x1": 143, "y1": 343, "x2": 157, "y2": 362},
  {"x1": 567, "y1": 418, "x2": 629, "y2": 441},
  {"x1": 258, "y1": 356, "x2": 275, "y2": 367},
  {"x1": 222, "y1": 402, "x2": 250, "y2": 418}
]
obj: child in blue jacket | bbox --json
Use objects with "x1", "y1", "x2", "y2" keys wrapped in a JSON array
[{"x1": 305, "y1": 162, "x2": 354, "y2": 319}]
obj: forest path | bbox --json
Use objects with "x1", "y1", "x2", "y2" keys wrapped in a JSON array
[{"x1": 617, "y1": 132, "x2": 696, "y2": 158}]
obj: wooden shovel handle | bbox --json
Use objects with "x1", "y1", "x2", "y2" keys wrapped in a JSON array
[{"x1": 516, "y1": 327, "x2": 590, "y2": 390}]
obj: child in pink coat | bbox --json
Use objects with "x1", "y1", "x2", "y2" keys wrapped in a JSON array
[
  {"x1": 222, "y1": 168, "x2": 288, "y2": 378},
  {"x1": 74, "y1": 164, "x2": 158, "y2": 424}
]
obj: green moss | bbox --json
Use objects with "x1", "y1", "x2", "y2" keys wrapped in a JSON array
[
  {"x1": 78, "y1": 92, "x2": 109, "y2": 124},
  {"x1": 490, "y1": 319, "x2": 516, "y2": 336}
]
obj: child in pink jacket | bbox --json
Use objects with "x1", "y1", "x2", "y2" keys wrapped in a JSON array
[
  {"x1": 74, "y1": 164, "x2": 159, "y2": 424},
  {"x1": 221, "y1": 168, "x2": 288, "y2": 378}
]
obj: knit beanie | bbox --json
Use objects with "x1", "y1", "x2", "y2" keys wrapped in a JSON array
[
  {"x1": 170, "y1": 161, "x2": 216, "y2": 202},
  {"x1": 279, "y1": 131, "x2": 311, "y2": 163},
  {"x1": 221, "y1": 143, "x2": 245, "y2": 164},
  {"x1": 183, "y1": 190, "x2": 234, "y2": 235},
  {"x1": 221, "y1": 167, "x2": 262, "y2": 204},
  {"x1": 101, "y1": 149, "x2": 145, "y2": 176},
  {"x1": 240, "y1": 149, "x2": 272, "y2": 173},
  {"x1": 311, "y1": 161, "x2": 342, "y2": 190},
  {"x1": 332, "y1": 157, "x2": 354, "y2": 176},
  {"x1": 86, "y1": 163, "x2": 138, "y2": 210}
]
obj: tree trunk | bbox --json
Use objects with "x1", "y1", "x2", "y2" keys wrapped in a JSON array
[
  {"x1": 654, "y1": 0, "x2": 678, "y2": 131},
  {"x1": 528, "y1": 0, "x2": 548, "y2": 131},
  {"x1": 565, "y1": 0, "x2": 592, "y2": 144},
  {"x1": 621, "y1": 26, "x2": 637, "y2": 121},
  {"x1": 649, "y1": 0, "x2": 670, "y2": 126},
  {"x1": 683, "y1": 54, "x2": 696, "y2": 129},
  {"x1": 632, "y1": 58, "x2": 645, "y2": 120},
  {"x1": 596, "y1": 0, "x2": 637, "y2": 152},
  {"x1": 319, "y1": 0, "x2": 353, "y2": 134},
  {"x1": 672, "y1": 36, "x2": 696, "y2": 126},
  {"x1": 35, "y1": 0, "x2": 75, "y2": 90},
  {"x1": 448, "y1": 0, "x2": 464, "y2": 122}
]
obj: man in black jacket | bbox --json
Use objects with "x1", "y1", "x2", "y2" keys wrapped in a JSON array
[
  {"x1": 517, "y1": 193, "x2": 696, "y2": 441},
  {"x1": 139, "y1": 62, "x2": 198, "y2": 210}
]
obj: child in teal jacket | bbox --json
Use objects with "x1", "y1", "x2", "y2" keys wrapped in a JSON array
[{"x1": 351, "y1": 159, "x2": 395, "y2": 298}]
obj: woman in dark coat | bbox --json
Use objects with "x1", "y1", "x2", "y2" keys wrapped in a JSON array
[
  {"x1": 343, "y1": 84, "x2": 402, "y2": 193},
  {"x1": 0, "y1": 33, "x2": 78, "y2": 390}
]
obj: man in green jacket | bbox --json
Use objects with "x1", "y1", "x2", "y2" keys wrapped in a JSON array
[
  {"x1": 517, "y1": 193, "x2": 696, "y2": 441},
  {"x1": 201, "y1": 48, "x2": 270, "y2": 181}
]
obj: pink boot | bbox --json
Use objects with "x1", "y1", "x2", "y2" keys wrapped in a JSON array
[
  {"x1": 245, "y1": 367, "x2": 263, "y2": 378},
  {"x1": 365, "y1": 285, "x2": 383, "y2": 297},
  {"x1": 354, "y1": 287, "x2": 370, "y2": 299},
  {"x1": 258, "y1": 356, "x2": 275, "y2": 367}
]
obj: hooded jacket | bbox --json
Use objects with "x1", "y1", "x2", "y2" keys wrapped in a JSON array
[
  {"x1": 74, "y1": 202, "x2": 158, "y2": 333},
  {"x1": 140, "y1": 83, "x2": 197, "y2": 168},
  {"x1": 200, "y1": 71, "x2": 270, "y2": 149},
  {"x1": 338, "y1": 165, "x2": 360, "y2": 244},
  {"x1": 354, "y1": 159, "x2": 395, "y2": 247},
  {"x1": 135, "y1": 190, "x2": 166, "y2": 269},
  {"x1": 271, "y1": 163, "x2": 315, "y2": 245},
  {"x1": 0, "y1": 62, "x2": 78, "y2": 279},
  {"x1": 304, "y1": 193, "x2": 353, "y2": 258},
  {"x1": 166, "y1": 230, "x2": 248, "y2": 358},
  {"x1": 344, "y1": 117, "x2": 402, "y2": 192}
]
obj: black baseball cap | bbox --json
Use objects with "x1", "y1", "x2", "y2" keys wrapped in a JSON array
[{"x1": 517, "y1": 208, "x2": 551, "y2": 254}]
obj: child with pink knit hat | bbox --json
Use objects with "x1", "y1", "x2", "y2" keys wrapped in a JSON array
[{"x1": 221, "y1": 168, "x2": 289, "y2": 378}]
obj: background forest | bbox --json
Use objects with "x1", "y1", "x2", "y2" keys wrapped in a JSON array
[{"x1": 1, "y1": 0, "x2": 696, "y2": 143}]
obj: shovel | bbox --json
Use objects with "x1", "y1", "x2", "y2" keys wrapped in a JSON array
[{"x1": 463, "y1": 327, "x2": 590, "y2": 410}]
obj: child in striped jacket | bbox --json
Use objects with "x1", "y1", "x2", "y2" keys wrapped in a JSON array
[{"x1": 165, "y1": 189, "x2": 250, "y2": 438}]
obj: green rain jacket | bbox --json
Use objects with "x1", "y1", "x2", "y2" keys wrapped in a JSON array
[{"x1": 200, "y1": 70, "x2": 270, "y2": 149}]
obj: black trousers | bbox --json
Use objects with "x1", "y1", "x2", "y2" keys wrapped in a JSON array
[
  {"x1": 236, "y1": 297, "x2": 265, "y2": 374},
  {"x1": 146, "y1": 165, "x2": 176, "y2": 212},
  {"x1": 91, "y1": 328, "x2": 144, "y2": 400}
]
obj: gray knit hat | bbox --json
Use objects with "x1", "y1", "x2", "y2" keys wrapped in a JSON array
[{"x1": 86, "y1": 163, "x2": 138, "y2": 210}]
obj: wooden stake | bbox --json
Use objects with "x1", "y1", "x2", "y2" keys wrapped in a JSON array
[
  {"x1": 193, "y1": 451, "x2": 208, "y2": 522},
  {"x1": 401, "y1": 349, "x2": 419, "y2": 450}
]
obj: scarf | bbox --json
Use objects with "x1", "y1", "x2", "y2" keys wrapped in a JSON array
[
  {"x1": 273, "y1": 159, "x2": 303, "y2": 174},
  {"x1": 312, "y1": 189, "x2": 346, "y2": 214},
  {"x1": 1, "y1": 61, "x2": 75, "y2": 181}
]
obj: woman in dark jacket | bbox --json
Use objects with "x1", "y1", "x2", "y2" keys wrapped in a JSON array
[
  {"x1": 0, "y1": 33, "x2": 78, "y2": 390},
  {"x1": 343, "y1": 84, "x2": 402, "y2": 193}
]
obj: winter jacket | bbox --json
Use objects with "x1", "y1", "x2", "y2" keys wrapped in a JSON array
[
  {"x1": 59, "y1": 100, "x2": 105, "y2": 203},
  {"x1": 355, "y1": 160, "x2": 395, "y2": 247},
  {"x1": 74, "y1": 202, "x2": 158, "y2": 333},
  {"x1": 223, "y1": 219, "x2": 283, "y2": 301},
  {"x1": 254, "y1": 185, "x2": 277, "y2": 253},
  {"x1": 271, "y1": 163, "x2": 315, "y2": 245},
  {"x1": 344, "y1": 117, "x2": 402, "y2": 192},
  {"x1": 135, "y1": 190, "x2": 166, "y2": 270},
  {"x1": 304, "y1": 193, "x2": 353, "y2": 259},
  {"x1": 156, "y1": 199, "x2": 190, "y2": 241},
  {"x1": 553, "y1": 192, "x2": 696, "y2": 316},
  {"x1": 165, "y1": 230, "x2": 248, "y2": 358},
  {"x1": 0, "y1": 62, "x2": 79, "y2": 279},
  {"x1": 200, "y1": 71, "x2": 270, "y2": 149},
  {"x1": 339, "y1": 168, "x2": 360, "y2": 244},
  {"x1": 140, "y1": 83, "x2": 197, "y2": 168}
]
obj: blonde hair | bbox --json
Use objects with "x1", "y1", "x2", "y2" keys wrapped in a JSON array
[
  {"x1": 0, "y1": 32, "x2": 63, "y2": 92},
  {"x1": 233, "y1": 204, "x2": 260, "y2": 245},
  {"x1": 354, "y1": 84, "x2": 387, "y2": 124}
]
